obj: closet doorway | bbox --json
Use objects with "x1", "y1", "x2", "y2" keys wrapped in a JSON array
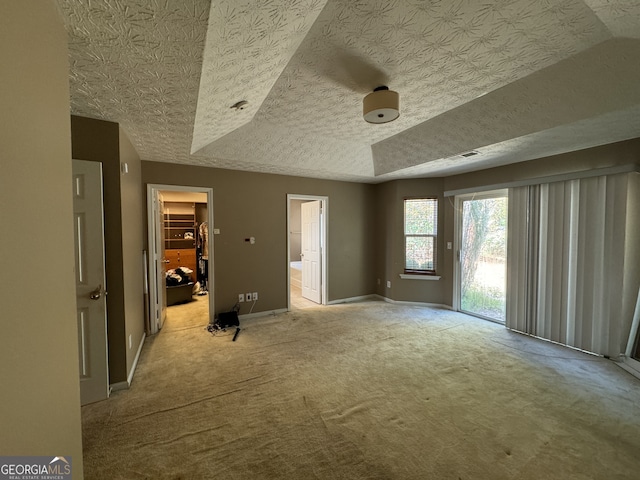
[
  {"x1": 147, "y1": 185, "x2": 214, "y2": 334},
  {"x1": 287, "y1": 195, "x2": 328, "y2": 310}
]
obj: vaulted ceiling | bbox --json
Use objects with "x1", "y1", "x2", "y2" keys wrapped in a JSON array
[{"x1": 56, "y1": 0, "x2": 640, "y2": 183}]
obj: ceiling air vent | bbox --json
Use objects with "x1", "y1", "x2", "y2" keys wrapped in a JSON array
[{"x1": 460, "y1": 150, "x2": 480, "y2": 158}]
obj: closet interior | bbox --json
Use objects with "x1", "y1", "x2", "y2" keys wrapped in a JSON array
[{"x1": 162, "y1": 193, "x2": 208, "y2": 306}]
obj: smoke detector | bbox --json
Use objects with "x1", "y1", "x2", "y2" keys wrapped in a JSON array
[{"x1": 231, "y1": 100, "x2": 248, "y2": 110}]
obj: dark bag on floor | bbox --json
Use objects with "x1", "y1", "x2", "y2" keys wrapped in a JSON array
[
  {"x1": 214, "y1": 302, "x2": 240, "y2": 329},
  {"x1": 216, "y1": 310, "x2": 239, "y2": 328}
]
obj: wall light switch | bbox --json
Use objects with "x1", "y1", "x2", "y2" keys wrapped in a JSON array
[
  {"x1": 447, "y1": 242, "x2": 452, "y2": 250},
  {"x1": 386, "y1": 281, "x2": 391, "y2": 288}
]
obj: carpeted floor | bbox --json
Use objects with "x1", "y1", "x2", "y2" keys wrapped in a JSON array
[{"x1": 82, "y1": 298, "x2": 640, "y2": 479}]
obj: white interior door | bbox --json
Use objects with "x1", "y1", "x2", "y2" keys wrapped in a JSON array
[
  {"x1": 301, "y1": 200, "x2": 322, "y2": 303},
  {"x1": 152, "y1": 190, "x2": 167, "y2": 332},
  {"x1": 72, "y1": 159, "x2": 109, "y2": 405}
]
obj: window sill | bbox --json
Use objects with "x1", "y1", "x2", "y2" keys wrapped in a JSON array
[{"x1": 399, "y1": 274, "x2": 441, "y2": 281}]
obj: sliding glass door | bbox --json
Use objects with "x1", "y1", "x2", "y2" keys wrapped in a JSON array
[{"x1": 457, "y1": 191, "x2": 508, "y2": 323}]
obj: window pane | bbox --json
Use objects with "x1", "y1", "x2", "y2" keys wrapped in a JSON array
[
  {"x1": 405, "y1": 199, "x2": 437, "y2": 235},
  {"x1": 405, "y1": 236, "x2": 434, "y2": 271}
]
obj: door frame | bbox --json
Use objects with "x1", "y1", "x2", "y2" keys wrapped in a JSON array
[
  {"x1": 147, "y1": 184, "x2": 215, "y2": 334},
  {"x1": 453, "y1": 189, "x2": 508, "y2": 321},
  {"x1": 621, "y1": 285, "x2": 640, "y2": 379},
  {"x1": 287, "y1": 194, "x2": 328, "y2": 309}
]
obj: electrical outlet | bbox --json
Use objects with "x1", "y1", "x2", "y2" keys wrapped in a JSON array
[
  {"x1": 246, "y1": 292, "x2": 252, "y2": 301},
  {"x1": 239, "y1": 293, "x2": 245, "y2": 303},
  {"x1": 253, "y1": 292, "x2": 258, "y2": 301}
]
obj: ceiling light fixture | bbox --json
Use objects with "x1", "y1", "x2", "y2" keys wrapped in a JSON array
[{"x1": 363, "y1": 86, "x2": 399, "y2": 124}]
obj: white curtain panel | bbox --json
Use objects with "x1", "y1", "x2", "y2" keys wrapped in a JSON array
[{"x1": 507, "y1": 173, "x2": 639, "y2": 358}]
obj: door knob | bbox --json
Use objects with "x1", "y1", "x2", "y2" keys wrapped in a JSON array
[{"x1": 89, "y1": 285, "x2": 103, "y2": 300}]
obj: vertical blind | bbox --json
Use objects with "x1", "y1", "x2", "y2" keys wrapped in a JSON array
[{"x1": 506, "y1": 173, "x2": 639, "y2": 358}]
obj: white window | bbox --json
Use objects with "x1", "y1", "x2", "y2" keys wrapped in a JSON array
[{"x1": 404, "y1": 198, "x2": 438, "y2": 274}]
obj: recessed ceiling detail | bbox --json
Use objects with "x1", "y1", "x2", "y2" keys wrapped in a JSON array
[
  {"x1": 57, "y1": 0, "x2": 640, "y2": 183},
  {"x1": 190, "y1": 0, "x2": 328, "y2": 154}
]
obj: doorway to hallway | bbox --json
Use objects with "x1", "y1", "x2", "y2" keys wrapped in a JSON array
[{"x1": 287, "y1": 195, "x2": 328, "y2": 310}]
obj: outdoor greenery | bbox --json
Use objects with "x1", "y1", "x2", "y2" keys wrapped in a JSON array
[
  {"x1": 460, "y1": 197, "x2": 507, "y2": 321},
  {"x1": 461, "y1": 285, "x2": 506, "y2": 320}
]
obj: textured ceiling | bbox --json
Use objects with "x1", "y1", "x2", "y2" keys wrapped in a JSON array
[{"x1": 56, "y1": 0, "x2": 640, "y2": 183}]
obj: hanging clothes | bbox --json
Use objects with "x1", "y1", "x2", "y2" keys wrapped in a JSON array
[
  {"x1": 199, "y1": 222, "x2": 209, "y2": 260},
  {"x1": 198, "y1": 221, "x2": 209, "y2": 291}
]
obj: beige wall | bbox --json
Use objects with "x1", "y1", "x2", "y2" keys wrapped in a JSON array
[
  {"x1": 143, "y1": 140, "x2": 640, "y2": 315},
  {"x1": 376, "y1": 139, "x2": 640, "y2": 308},
  {"x1": 374, "y1": 178, "x2": 448, "y2": 304},
  {"x1": 443, "y1": 138, "x2": 640, "y2": 193},
  {"x1": 0, "y1": 1, "x2": 84, "y2": 476},
  {"x1": 440, "y1": 139, "x2": 640, "y2": 309},
  {"x1": 71, "y1": 116, "x2": 144, "y2": 385},
  {"x1": 289, "y1": 200, "x2": 303, "y2": 260},
  {"x1": 119, "y1": 127, "x2": 145, "y2": 380},
  {"x1": 142, "y1": 161, "x2": 377, "y2": 314}
]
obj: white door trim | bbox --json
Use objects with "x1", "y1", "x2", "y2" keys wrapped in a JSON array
[
  {"x1": 287, "y1": 194, "x2": 328, "y2": 309},
  {"x1": 147, "y1": 184, "x2": 215, "y2": 333}
]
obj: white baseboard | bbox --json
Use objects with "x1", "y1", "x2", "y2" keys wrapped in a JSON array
[
  {"x1": 110, "y1": 381, "x2": 129, "y2": 392},
  {"x1": 327, "y1": 294, "x2": 378, "y2": 305},
  {"x1": 617, "y1": 357, "x2": 640, "y2": 380},
  {"x1": 323, "y1": 294, "x2": 453, "y2": 310},
  {"x1": 239, "y1": 308, "x2": 288, "y2": 320},
  {"x1": 126, "y1": 332, "x2": 146, "y2": 386},
  {"x1": 375, "y1": 294, "x2": 453, "y2": 310}
]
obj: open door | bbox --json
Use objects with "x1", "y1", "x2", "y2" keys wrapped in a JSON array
[
  {"x1": 301, "y1": 200, "x2": 322, "y2": 304},
  {"x1": 151, "y1": 190, "x2": 168, "y2": 333},
  {"x1": 72, "y1": 160, "x2": 109, "y2": 405},
  {"x1": 148, "y1": 184, "x2": 215, "y2": 333}
]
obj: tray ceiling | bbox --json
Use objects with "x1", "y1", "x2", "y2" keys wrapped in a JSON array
[{"x1": 56, "y1": 0, "x2": 640, "y2": 183}]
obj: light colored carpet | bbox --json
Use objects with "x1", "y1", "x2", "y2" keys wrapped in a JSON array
[{"x1": 82, "y1": 298, "x2": 640, "y2": 479}]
